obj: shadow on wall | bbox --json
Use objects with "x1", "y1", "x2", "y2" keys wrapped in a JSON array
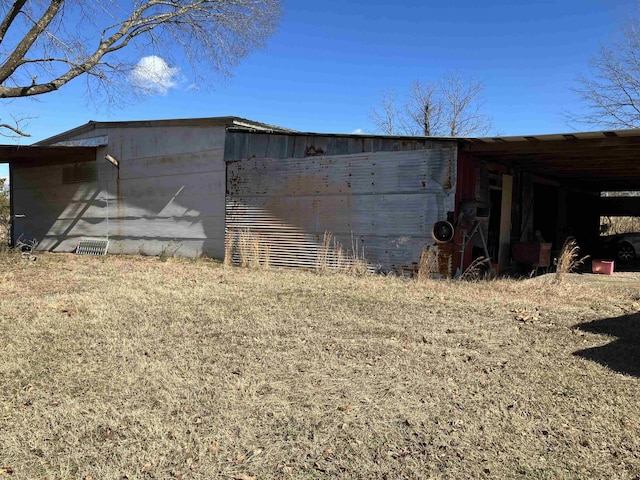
[
  {"x1": 574, "y1": 312, "x2": 640, "y2": 377},
  {"x1": 12, "y1": 161, "x2": 219, "y2": 257}
]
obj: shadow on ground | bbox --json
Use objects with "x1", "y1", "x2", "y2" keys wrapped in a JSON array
[{"x1": 574, "y1": 313, "x2": 640, "y2": 377}]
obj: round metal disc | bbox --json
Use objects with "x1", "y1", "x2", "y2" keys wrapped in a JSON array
[{"x1": 432, "y1": 220, "x2": 455, "y2": 243}]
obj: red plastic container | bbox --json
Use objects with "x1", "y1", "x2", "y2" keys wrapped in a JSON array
[{"x1": 592, "y1": 259, "x2": 614, "y2": 275}]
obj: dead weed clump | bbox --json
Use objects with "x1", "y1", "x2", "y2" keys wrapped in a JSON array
[
  {"x1": 554, "y1": 238, "x2": 588, "y2": 284},
  {"x1": 416, "y1": 244, "x2": 440, "y2": 281},
  {"x1": 226, "y1": 228, "x2": 271, "y2": 269},
  {"x1": 316, "y1": 231, "x2": 368, "y2": 276},
  {"x1": 0, "y1": 237, "x2": 38, "y2": 265},
  {"x1": 460, "y1": 256, "x2": 491, "y2": 281}
]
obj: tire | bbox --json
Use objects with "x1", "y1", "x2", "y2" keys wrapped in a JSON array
[{"x1": 617, "y1": 242, "x2": 636, "y2": 262}]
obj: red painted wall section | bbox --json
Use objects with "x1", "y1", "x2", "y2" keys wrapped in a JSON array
[
  {"x1": 455, "y1": 152, "x2": 478, "y2": 208},
  {"x1": 453, "y1": 152, "x2": 480, "y2": 273}
]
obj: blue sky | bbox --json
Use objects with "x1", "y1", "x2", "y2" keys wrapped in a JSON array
[{"x1": 0, "y1": 0, "x2": 637, "y2": 179}]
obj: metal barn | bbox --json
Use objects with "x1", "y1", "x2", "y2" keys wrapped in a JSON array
[{"x1": 2, "y1": 117, "x2": 640, "y2": 274}]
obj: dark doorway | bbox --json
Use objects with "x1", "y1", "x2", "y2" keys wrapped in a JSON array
[{"x1": 533, "y1": 183, "x2": 558, "y2": 248}]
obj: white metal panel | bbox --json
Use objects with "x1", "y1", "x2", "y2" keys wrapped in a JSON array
[{"x1": 12, "y1": 125, "x2": 228, "y2": 258}]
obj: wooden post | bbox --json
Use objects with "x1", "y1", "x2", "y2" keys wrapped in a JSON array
[{"x1": 498, "y1": 174, "x2": 513, "y2": 271}]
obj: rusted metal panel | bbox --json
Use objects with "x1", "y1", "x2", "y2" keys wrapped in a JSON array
[{"x1": 226, "y1": 135, "x2": 457, "y2": 272}]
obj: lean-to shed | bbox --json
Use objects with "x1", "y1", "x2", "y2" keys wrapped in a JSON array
[{"x1": 10, "y1": 117, "x2": 292, "y2": 258}]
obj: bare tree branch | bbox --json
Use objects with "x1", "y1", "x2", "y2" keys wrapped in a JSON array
[
  {"x1": 0, "y1": 0, "x2": 281, "y2": 135},
  {"x1": 369, "y1": 71, "x2": 492, "y2": 137},
  {"x1": 369, "y1": 90, "x2": 400, "y2": 135},
  {"x1": 0, "y1": 114, "x2": 31, "y2": 138},
  {"x1": 570, "y1": 16, "x2": 640, "y2": 129},
  {"x1": 0, "y1": 0, "x2": 27, "y2": 44},
  {"x1": 0, "y1": 122, "x2": 29, "y2": 137},
  {"x1": 0, "y1": 0, "x2": 64, "y2": 84}
]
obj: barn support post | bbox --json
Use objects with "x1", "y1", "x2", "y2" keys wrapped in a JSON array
[
  {"x1": 520, "y1": 173, "x2": 534, "y2": 241},
  {"x1": 498, "y1": 174, "x2": 513, "y2": 271}
]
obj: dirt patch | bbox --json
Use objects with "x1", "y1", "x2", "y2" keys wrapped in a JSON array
[{"x1": 0, "y1": 254, "x2": 639, "y2": 478}]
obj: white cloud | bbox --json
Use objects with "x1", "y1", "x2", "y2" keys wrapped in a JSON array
[
  {"x1": 129, "y1": 56, "x2": 180, "y2": 95},
  {"x1": 351, "y1": 128, "x2": 365, "y2": 135}
]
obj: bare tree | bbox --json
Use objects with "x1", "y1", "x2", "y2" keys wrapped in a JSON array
[
  {"x1": 572, "y1": 17, "x2": 640, "y2": 129},
  {"x1": 0, "y1": 0, "x2": 281, "y2": 136},
  {"x1": 572, "y1": 17, "x2": 640, "y2": 207},
  {"x1": 369, "y1": 89, "x2": 401, "y2": 136},
  {"x1": 370, "y1": 71, "x2": 492, "y2": 137}
]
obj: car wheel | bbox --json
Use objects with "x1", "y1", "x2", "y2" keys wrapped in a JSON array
[{"x1": 617, "y1": 242, "x2": 636, "y2": 262}]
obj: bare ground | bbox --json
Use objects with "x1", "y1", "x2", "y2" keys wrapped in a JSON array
[{"x1": 1, "y1": 253, "x2": 640, "y2": 479}]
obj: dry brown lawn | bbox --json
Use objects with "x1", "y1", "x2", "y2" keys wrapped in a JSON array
[{"x1": 1, "y1": 253, "x2": 640, "y2": 479}]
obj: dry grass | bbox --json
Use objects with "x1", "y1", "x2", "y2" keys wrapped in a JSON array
[
  {"x1": 1, "y1": 254, "x2": 640, "y2": 479},
  {"x1": 601, "y1": 216, "x2": 640, "y2": 235},
  {"x1": 555, "y1": 238, "x2": 589, "y2": 284},
  {"x1": 226, "y1": 229, "x2": 270, "y2": 269},
  {"x1": 0, "y1": 222, "x2": 7, "y2": 245},
  {"x1": 316, "y1": 231, "x2": 368, "y2": 276},
  {"x1": 460, "y1": 256, "x2": 491, "y2": 281},
  {"x1": 416, "y1": 245, "x2": 440, "y2": 281}
]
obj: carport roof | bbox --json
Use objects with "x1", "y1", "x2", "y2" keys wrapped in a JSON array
[
  {"x1": 0, "y1": 145, "x2": 97, "y2": 166},
  {"x1": 463, "y1": 129, "x2": 640, "y2": 191}
]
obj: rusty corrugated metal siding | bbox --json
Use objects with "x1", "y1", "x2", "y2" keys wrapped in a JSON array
[{"x1": 225, "y1": 132, "x2": 457, "y2": 272}]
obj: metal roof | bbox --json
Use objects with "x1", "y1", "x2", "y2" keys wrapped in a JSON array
[
  {"x1": 467, "y1": 128, "x2": 640, "y2": 144},
  {"x1": 36, "y1": 116, "x2": 296, "y2": 146},
  {"x1": 226, "y1": 126, "x2": 460, "y2": 142},
  {"x1": 463, "y1": 128, "x2": 640, "y2": 191},
  {"x1": 8, "y1": 120, "x2": 640, "y2": 192}
]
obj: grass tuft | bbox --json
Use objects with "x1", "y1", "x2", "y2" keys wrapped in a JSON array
[
  {"x1": 460, "y1": 256, "x2": 490, "y2": 281},
  {"x1": 225, "y1": 229, "x2": 271, "y2": 269},
  {"x1": 316, "y1": 231, "x2": 369, "y2": 275},
  {"x1": 554, "y1": 238, "x2": 589, "y2": 284},
  {"x1": 416, "y1": 245, "x2": 440, "y2": 281}
]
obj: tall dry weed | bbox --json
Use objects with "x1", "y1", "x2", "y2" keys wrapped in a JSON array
[
  {"x1": 416, "y1": 245, "x2": 439, "y2": 281},
  {"x1": 460, "y1": 256, "x2": 490, "y2": 282},
  {"x1": 223, "y1": 228, "x2": 233, "y2": 267},
  {"x1": 316, "y1": 231, "x2": 369, "y2": 275},
  {"x1": 228, "y1": 229, "x2": 271, "y2": 269},
  {"x1": 554, "y1": 238, "x2": 588, "y2": 284}
]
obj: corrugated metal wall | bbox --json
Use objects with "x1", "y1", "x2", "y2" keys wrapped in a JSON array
[{"x1": 225, "y1": 132, "x2": 457, "y2": 272}]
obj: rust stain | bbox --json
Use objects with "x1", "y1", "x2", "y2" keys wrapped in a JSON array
[
  {"x1": 442, "y1": 157, "x2": 454, "y2": 190},
  {"x1": 116, "y1": 176, "x2": 124, "y2": 238},
  {"x1": 305, "y1": 146, "x2": 325, "y2": 157}
]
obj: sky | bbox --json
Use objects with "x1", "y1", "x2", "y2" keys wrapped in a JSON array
[{"x1": 1, "y1": 0, "x2": 638, "y2": 180}]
